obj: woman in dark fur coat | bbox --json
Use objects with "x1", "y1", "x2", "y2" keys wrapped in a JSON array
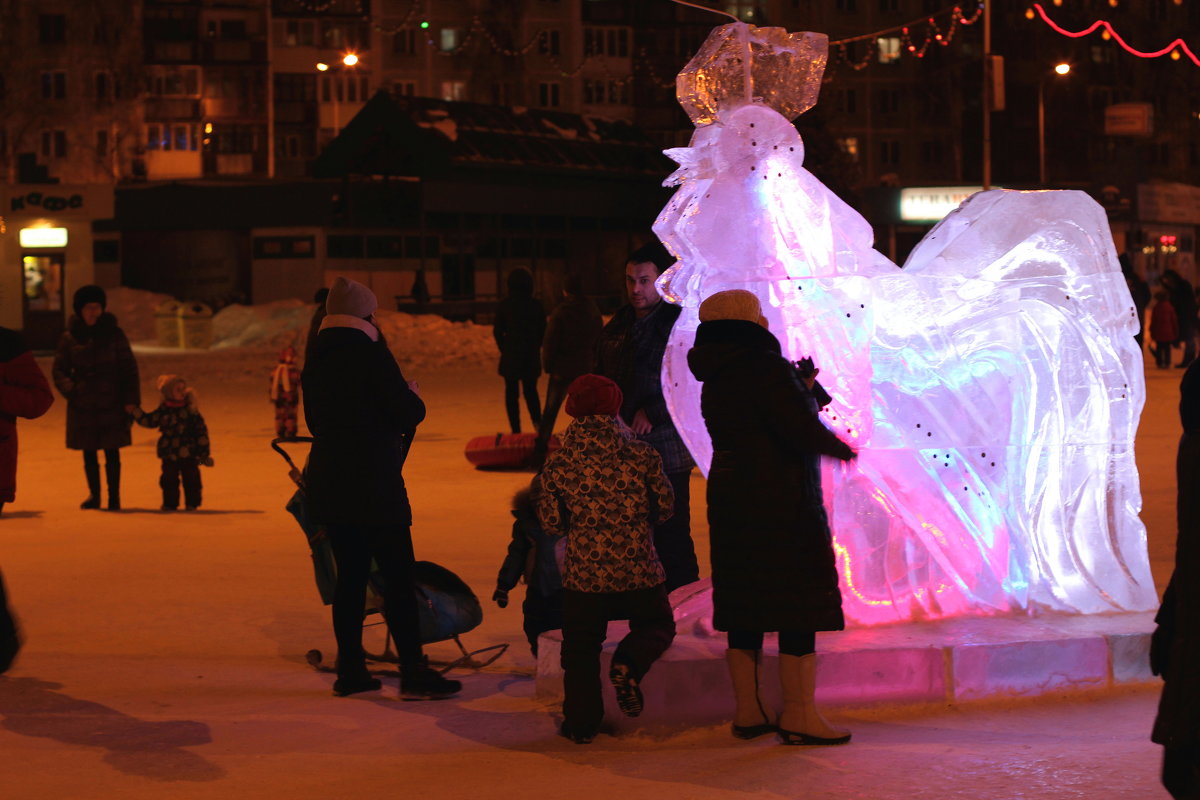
[
  {"x1": 51, "y1": 285, "x2": 140, "y2": 511},
  {"x1": 1152, "y1": 360, "x2": 1200, "y2": 799},
  {"x1": 687, "y1": 289, "x2": 856, "y2": 747}
]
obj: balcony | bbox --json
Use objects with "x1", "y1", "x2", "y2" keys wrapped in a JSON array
[
  {"x1": 203, "y1": 39, "x2": 267, "y2": 63},
  {"x1": 149, "y1": 40, "x2": 198, "y2": 62},
  {"x1": 145, "y1": 97, "x2": 204, "y2": 121}
]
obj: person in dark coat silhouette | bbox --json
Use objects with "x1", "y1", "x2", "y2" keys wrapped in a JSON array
[
  {"x1": 1152, "y1": 359, "x2": 1200, "y2": 799},
  {"x1": 687, "y1": 290, "x2": 856, "y2": 747},
  {"x1": 0, "y1": 327, "x2": 54, "y2": 516},
  {"x1": 51, "y1": 285, "x2": 140, "y2": 511},
  {"x1": 493, "y1": 268, "x2": 546, "y2": 434},
  {"x1": 595, "y1": 241, "x2": 698, "y2": 592},
  {"x1": 1163, "y1": 269, "x2": 1197, "y2": 368},
  {"x1": 534, "y1": 273, "x2": 603, "y2": 463},
  {"x1": 302, "y1": 277, "x2": 460, "y2": 700}
]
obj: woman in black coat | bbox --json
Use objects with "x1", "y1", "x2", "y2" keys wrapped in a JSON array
[
  {"x1": 687, "y1": 290, "x2": 856, "y2": 746},
  {"x1": 51, "y1": 285, "x2": 140, "y2": 510},
  {"x1": 493, "y1": 268, "x2": 546, "y2": 434},
  {"x1": 302, "y1": 277, "x2": 459, "y2": 701},
  {"x1": 1152, "y1": 360, "x2": 1200, "y2": 799}
]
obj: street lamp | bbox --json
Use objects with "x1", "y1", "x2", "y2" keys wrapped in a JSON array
[
  {"x1": 1037, "y1": 62, "x2": 1071, "y2": 186},
  {"x1": 316, "y1": 53, "x2": 361, "y2": 134}
]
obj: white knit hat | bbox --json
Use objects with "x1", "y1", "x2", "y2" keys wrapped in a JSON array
[
  {"x1": 325, "y1": 277, "x2": 377, "y2": 318},
  {"x1": 698, "y1": 290, "x2": 768, "y2": 328}
]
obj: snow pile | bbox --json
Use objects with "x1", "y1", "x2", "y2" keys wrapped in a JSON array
[
  {"x1": 204, "y1": 300, "x2": 498, "y2": 369},
  {"x1": 212, "y1": 299, "x2": 312, "y2": 350},
  {"x1": 376, "y1": 309, "x2": 497, "y2": 369},
  {"x1": 106, "y1": 287, "x2": 177, "y2": 342}
]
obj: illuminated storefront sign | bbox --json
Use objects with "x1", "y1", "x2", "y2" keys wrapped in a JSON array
[
  {"x1": 900, "y1": 186, "x2": 984, "y2": 223},
  {"x1": 19, "y1": 227, "x2": 69, "y2": 248}
]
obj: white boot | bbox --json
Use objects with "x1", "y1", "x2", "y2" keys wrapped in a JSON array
[
  {"x1": 777, "y1": 653, "x2": 850, "y2": 746},
  {"x1": 725, "y1": 648, "x2": 776, "y2": 739}
]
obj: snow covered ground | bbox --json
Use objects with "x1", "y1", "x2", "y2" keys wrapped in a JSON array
[{"x1": 0, "y1": 297, "x2": 1180, "y2": 799}]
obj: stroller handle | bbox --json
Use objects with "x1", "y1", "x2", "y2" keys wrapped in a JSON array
[{"x1": 271, "y1": 436, "x2": 313, "y2": 489}]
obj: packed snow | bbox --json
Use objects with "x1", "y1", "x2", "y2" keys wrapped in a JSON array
[{"x1": 0, "y1": 292, "x2": 1179, "y2": 799}]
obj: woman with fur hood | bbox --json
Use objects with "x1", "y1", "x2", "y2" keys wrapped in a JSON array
[{"x1": 52, "y1": 285, "x2": 140, "y2": 511}]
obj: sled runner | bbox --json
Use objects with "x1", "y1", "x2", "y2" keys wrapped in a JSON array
[{"x1": 272, "y1": 436, "x2": 507, "y2": 673}]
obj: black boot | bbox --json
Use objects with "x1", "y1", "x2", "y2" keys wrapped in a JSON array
[
  {"x1": 105, "y1": 461, "x2": 121, "y2": 511},
  {"x1": 400, "y1": 655, "x2": 461, "y2": 700},
  {"x1": 81, "y1": 461, "x2": 101, "y2": 509}
]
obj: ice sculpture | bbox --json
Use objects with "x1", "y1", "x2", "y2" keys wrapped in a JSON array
[{"x1": 657, "y1": 23, "x2": 1156, "y2": 626}]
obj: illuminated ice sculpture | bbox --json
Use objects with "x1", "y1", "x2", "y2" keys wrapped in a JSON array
[{"x1": 657, "y1": 23, "x2": 1157, "y2": 626}]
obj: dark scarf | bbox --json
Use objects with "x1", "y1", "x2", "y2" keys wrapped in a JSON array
[{"x1": 68, "y1": 312, "x2": 120, "y2": 342}]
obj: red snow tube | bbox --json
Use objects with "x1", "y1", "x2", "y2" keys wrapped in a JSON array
[{"x1": 464, "y1": 432, "x2": 559, "y2": 469}]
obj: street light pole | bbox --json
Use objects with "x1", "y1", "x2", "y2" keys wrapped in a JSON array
[{"x1": 1037, "y1": 63, "x2": 1071, "y2": 187}]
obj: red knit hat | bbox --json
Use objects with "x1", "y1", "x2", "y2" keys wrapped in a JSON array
[{"x1": 565, "y1": 374, "x2": 623, "y2": 418}]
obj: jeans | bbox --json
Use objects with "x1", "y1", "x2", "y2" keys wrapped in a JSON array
[{"x1": 560, "y1": 584, "x2": 675, "y2": 731}]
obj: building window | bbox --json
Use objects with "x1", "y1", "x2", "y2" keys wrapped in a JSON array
[
  {"x1": 94, "y1": 72, "x2": 110, "y2": 102},
  {"x1": 393, "y1": 81, "x2": 417, "y2": 97},
  {"x1": 538, "y1": 82, "x2": 561, "y2": 108},
  {"x1": 366, "y1": 235, "x2": 405, "y2": 258},
  {"x1": 440, "y1": 28, "x2": 460, "y2": 52},
  {"x1": 327, "y1": 235, "x2": 365, "y2": 258},
  {"x1": 835, "y1": 0, "x2": 857, "y2": 11},
  {"x1": 879, "y1": 0, "x2": 899, "y2": 11},
  {"x1": 284, "y1": 19, "x2": 315, "y2": 47},
  {"x1": 392, "y1": 28, "x2": 416, "y2": 55},
  {"x1": 583, "y1": 79, "x2": 629, "y2": 105},
  {"x1": 833, "y1": 88, "x2": 857, "y2": 114},
  {"x1": 584, "y1": 27, "x2": 630, "y2": 57},
  {"x1": 275, "y1": 73, "x2": 316, "y2": 102},
  {"x1": 920, "y1": 140, "x2": 942, "y2": 164},
  {"x1": 491, "y1": 82, "x2": 510, "y2": 104},
  {"x1": 441, "y1": 81, "x2": 465, "y2": 101},
  {"x1": 837, "y1": 137, "x2": 859, "y2": 161},
  {"x1": 539, "y1": 29, "x2": 561, "y2": 57},
  {"x1": 152, "y1": 67, "x2": 200, "y2": 97},
  {"x1": 39, "y1": 14, "x2": 66, "y2": 44},
  {"x1": 94, "y1": 240, "x2": 119, "y2": 263},
  {"x1": 879, "y1": 139, "x2": 900, "y2": 165},
  {"x1": 877, "y1": 88, "x2": 900, "y2": 114},
  {"x1": 41, "y1": 71, "x2": 66, "y2": 100},
  {"x1": 877, "y1": 37, "x2": 901, "y2": 63},
  {"x1": 41, "y1": 130, "x2": 67, "y2": 159},
  {"x1": 254, "y1": 236, "x2": 316, "y2": 259},
  {"x1": 96, "y1": 129, "x2": 109, "y2": 159}
]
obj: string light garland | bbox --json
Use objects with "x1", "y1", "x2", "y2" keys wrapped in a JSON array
[
  {"x1": 829, "y1": 3, "x2": 983, "y2": 70},
  {"x1": 1030, "y1": 3, "x2": 1200, "y2": 67}
]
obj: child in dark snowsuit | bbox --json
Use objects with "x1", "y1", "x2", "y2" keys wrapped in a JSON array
[
  {"x1": 130, "y1": 375, "x2": 212, "y2": 511},
  {"x1": 270, "y1": 345, "x2": 302, "y2": 438},
  {"x1": 493, "y1": 476, "x2": 564, "y2": 656}
]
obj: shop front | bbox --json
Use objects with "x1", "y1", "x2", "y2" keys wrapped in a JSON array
[{"x1": 0, "y1": 185, "x2": 114, "y2": 350}]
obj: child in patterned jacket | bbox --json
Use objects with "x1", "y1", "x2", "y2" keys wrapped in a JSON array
[
  {"x1": 128, "y1": 374, "x2": 213, "y2": 511},
  {"x1": 537, "y1": 373, "x2": 675, "y2": 744}
]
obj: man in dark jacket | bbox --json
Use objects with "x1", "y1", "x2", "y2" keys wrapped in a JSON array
[
  {"x1": 302, "y1": 277, "x2": 459, "y2": 700},
  {"x1": 533, "y1": 273, "x2": 603, "y2": 464},
  {"x1": 1164, "y1": 269, "x2": 1197, "y2": 368},
  {"x1": 595, "y1": 241, "x2": 698, "y2": 591},
  {"x1": 1152, "y1": 359, "x2": 1200, "y2": 798}
]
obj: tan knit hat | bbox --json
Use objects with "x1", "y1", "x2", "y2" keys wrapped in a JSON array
[
  {"x1": 698, "y1": 290, "x2": 768, "y2": 328},
  {"x1": 325, "y1": 277, "x2": 378, "y2": 318}
]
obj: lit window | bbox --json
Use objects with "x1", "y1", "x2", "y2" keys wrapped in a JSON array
[
  {"x1": 440, "y1": 28, "x2": 460, "y2": 52},
  {"x1": 838, "y1": 137, "x2": 859, "y2": 160},
  {"x1": 877, "y1": 37, "x2": 901, "y2": 64}
]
